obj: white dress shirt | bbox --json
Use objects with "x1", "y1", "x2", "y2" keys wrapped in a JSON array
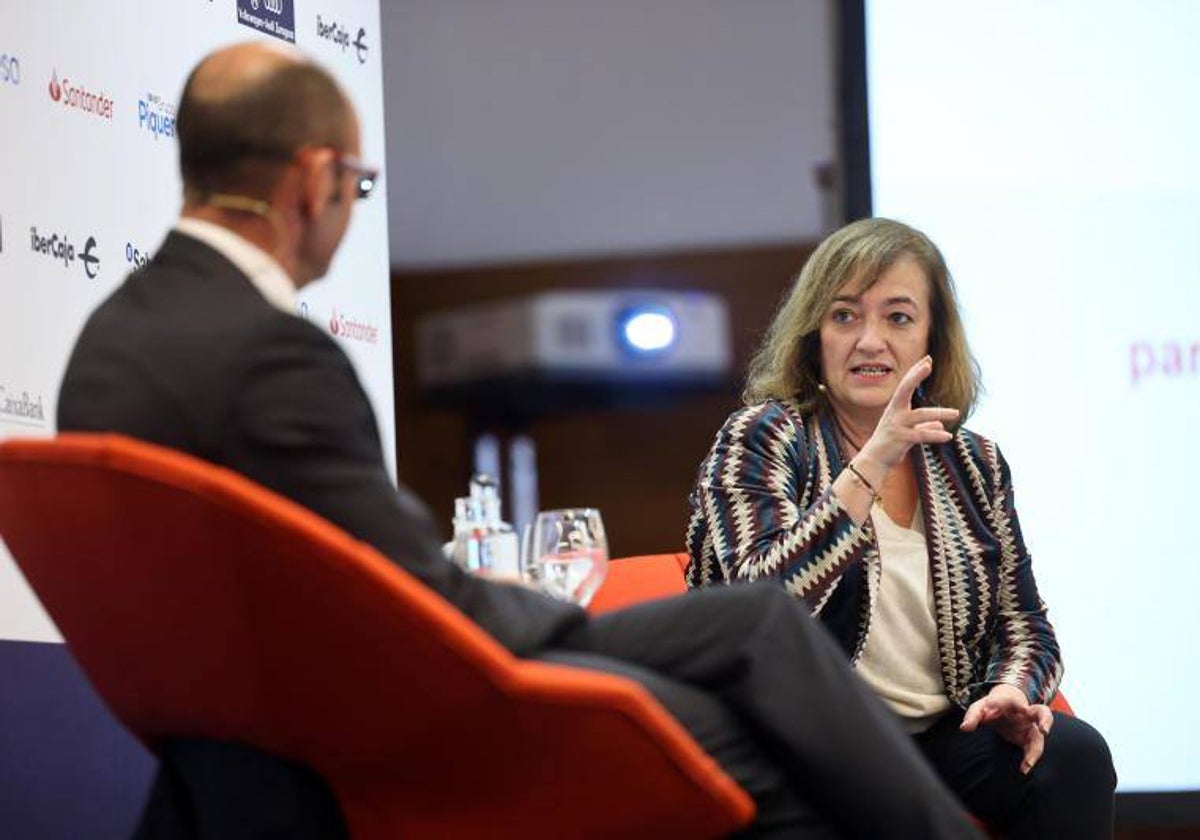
[{"x1": 174, "y1": 217, "x2": 298, "y2": 315}]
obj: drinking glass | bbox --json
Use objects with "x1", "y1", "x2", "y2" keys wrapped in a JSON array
[{"x1": 525, "y1": 508, "x2": 608, "y2": 607}]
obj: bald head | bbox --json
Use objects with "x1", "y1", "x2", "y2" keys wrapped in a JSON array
[{"x1": 177, "y1": 42, "x2": 356, "y2": 199}]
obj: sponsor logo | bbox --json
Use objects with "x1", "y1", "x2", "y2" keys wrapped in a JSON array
[
  {"x1": 29, "y1": 225, "x2": 100, "y2": 279},
  {"x1": 137, "y1": 92, "x2": 177, "y2": 141},
  {"x1": 0, "y1": 385, "x2": 47, "y2": 427},
  {"x1": 125, "y1": 241, "x2": 153, "y2": 269},
  {"x1": 329, "y1": 307, "x2": 379, "y2": 344},
  {"x1": 316, "y1": 15, "x2": 369, "y2": 64},
  {"x1": 354, "y1": 27, "x2": 369, "y2": 64},
  {"x1": 49, "y1": 69, "x2": 114, "y2": 120},
  {"x1": 80, "y1": 236, "x2": 100, "y2": 278},
  {"x1": 1, "y1": 52, "x2": 20, "y2": 86},
  {"x1": 237, "y1": 0, "x2": 296, "y2": 43}
]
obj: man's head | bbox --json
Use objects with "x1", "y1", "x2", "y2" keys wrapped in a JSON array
[{"x1": 177, "y1": 42, "x2": 373, "y2": 287}]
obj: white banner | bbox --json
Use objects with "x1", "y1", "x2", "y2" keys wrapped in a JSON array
[
  {"x1": 866, "y1": 0, "x2": 1200, "y2": 793},
  {"x1": 0, "y1": 0, "x2": 393, "y2": 642}
]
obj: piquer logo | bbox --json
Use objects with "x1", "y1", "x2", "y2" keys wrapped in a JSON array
[
  {"x1": 48, "y1": 69, "x2": 114, "y2": 120},
  {"x1": 329, "y1": 307, "x2": 379, "y2": 344},
  {"x1": 137, "y1": 92, "x2": 177, "y2": 141}
]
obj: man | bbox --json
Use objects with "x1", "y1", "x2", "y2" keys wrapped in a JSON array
[{"x1": 59, "y1": 42, "x2": 979, "y2": 838}]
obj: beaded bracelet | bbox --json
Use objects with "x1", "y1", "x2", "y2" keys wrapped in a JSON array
[{"x1": 845, "y1": 462, "x2": 882, "y2": 503}]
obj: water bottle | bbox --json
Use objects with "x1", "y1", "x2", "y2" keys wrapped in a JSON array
[
  {"x1": 472, "y1": 474, "x2": 521, "y2": 578},
  {"x1": 445, "y1": 474, "x2": 520, "y2": 578}
]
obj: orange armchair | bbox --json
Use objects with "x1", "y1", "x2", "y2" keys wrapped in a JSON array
[
  {"x1": 588, "y1": 552, "x2": 691, "y2": 614},
  {"x1": 0, "y1": 435, "x2": 753, "y2": 838},
  {"x1": 593, "y1": 555, "x2": 1075, "y2": 714}
]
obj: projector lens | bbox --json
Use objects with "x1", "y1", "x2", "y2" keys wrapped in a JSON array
[{"x1": 620, "y1": 307, "x2": 677, "y2": 353}]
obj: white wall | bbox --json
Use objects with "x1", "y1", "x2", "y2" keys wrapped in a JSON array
[{"x1": 383, "y1": 0, "x2": 836, "y2": 267}]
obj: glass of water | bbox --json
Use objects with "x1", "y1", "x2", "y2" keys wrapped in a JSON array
[{"x1": 526, "y1": 508, "x2": 608, "y2": 607}]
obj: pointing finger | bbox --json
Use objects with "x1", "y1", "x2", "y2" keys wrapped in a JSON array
[{"x1": 890, "y1": 356, "x2": 933, "y2": 411}]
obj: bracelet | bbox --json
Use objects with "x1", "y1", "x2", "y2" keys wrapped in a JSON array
[{"x1": 845, "y1": 462, "x2": 882, "y2": 503}]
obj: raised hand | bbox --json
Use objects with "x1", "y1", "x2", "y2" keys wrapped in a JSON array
[{"x1": 857, "y1": 355, "x2": 960, "y2": 472}]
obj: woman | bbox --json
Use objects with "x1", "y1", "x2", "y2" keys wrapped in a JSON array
[{"x1": 685, "y1": 218, "x2": 1115, "y2": 836}]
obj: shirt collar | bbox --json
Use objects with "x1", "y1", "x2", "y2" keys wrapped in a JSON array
[{"x1": 173, "y1": 217, "x2": 298, "y2": 314}]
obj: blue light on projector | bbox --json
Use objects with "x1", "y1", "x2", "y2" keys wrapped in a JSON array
[{"x1": 618, "y1": 306, "x2": 678, "y2": 354}]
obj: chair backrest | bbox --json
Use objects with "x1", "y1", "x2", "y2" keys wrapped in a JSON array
[
  {"x1": 0, "y1": 434, "x2": 753, "y2": 838},
  {"x1": 590, "y1": 553, "x2": 690, "y2": 614}
]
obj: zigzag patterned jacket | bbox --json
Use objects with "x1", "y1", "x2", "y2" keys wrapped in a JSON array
[{"x1": 685, "y1": 399, "x2": 1063, "y2": 707}]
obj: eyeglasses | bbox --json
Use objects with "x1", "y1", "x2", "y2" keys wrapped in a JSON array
[{"x1": 335, "y1": 154, "x2": 379, "y2": 200}]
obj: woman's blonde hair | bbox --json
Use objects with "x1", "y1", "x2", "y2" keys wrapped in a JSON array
[{"x1": 744, "y1": 217, "x2": 980, "y2": 420}]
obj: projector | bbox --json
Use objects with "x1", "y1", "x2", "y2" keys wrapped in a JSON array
[{"x1": 415, "y1": 290, "x2": 732, "y2": 395}]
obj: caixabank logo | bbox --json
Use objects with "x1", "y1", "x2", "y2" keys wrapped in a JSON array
[
  {"x1": 329, "y1": 307, "x2": 379, "y2": 344},
  {"x1": 48, "y1": 69, "x2": 114, "y2": 120},
  {"x1": 316, "y1": 14, "x2": 369, "y2": 65},
  {"x1": 237, "y1": 0, "x2": 296, "y2": 44},
  {"x1": 137, "y1": 92, "x2": 177, "y2": 141},
  {"x1": 0, "y1": 384, "x2": 47, "y2": 428},
  {"x1": 30, "y1": 225, "x2": 100, "y2": 279}
]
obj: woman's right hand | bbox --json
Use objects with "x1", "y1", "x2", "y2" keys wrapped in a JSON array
[{"x1": 856, "y1": 356, "x2": 960, "y2": 475}]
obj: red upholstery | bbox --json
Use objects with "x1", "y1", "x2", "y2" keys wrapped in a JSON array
[
  {"x1": 1049, "y1": 692, "x2": 1073, "y2": 716},
  {"x1": 0, "y1": 435, "x2": 754, "y2": 838},
  {"x1": 588, "y1": 553, "x2": 690, "y2": 614}
]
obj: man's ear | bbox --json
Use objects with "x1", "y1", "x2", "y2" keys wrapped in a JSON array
[{"x1": 298, "y1": 149, "x2": 337, "y2": 220}]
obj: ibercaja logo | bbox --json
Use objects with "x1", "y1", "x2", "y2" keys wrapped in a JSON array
[{"x1": 29, "y1": 225, "x2": 100, "y2": 279}]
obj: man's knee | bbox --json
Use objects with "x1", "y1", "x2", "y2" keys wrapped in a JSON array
[{"x1": 533, "y1": 649, "x2": 826, "y2": 834}]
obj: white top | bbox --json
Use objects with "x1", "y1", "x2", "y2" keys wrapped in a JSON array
[
  {"x1": 854, "y1": 500, "x2": 952, "y2": 732},
  {"x1": 173, "y1": 218, "x2": 298, "y2": 314}
]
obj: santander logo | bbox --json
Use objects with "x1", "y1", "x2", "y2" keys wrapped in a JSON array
[
  {"x1": 329, "y1": 307, "x2": 379, "y2": 344},
  {"x1": 48, "y1": 68, "x2": 114, "y2": 120}
]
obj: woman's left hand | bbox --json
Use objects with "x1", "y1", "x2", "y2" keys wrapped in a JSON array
[{"x1": 960, "y1": 684, "x2": 1054, "y2": 774}]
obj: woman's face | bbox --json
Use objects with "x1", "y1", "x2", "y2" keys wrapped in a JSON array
[{"x1": 818, "y1": 254, "x2": 932, "y2": 426}]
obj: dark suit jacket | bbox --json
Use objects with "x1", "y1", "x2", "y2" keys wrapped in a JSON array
[{"x1": 58, "y1": 231, "x2": 584, "y2": 655}]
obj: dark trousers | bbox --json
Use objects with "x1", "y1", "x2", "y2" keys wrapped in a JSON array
[
  {"x1": 915, "y1": 709, "x2": 1116, "y2": 838},
  {"x1": 554, "y1": 582, "x2": 981, "y2": 838}
]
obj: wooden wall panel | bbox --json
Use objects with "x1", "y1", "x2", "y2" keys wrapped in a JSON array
[{"x1": 390, "y1": 240, "x2": 817, "y2": 556}]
